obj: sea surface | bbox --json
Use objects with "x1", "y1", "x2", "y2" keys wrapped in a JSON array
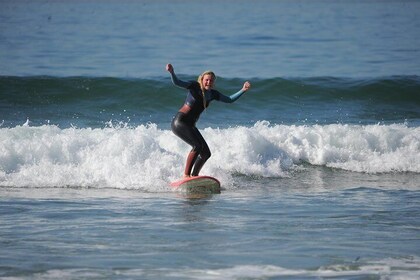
[{"x1": 1, "y1": 0, "x2": 420, "y2": 279}]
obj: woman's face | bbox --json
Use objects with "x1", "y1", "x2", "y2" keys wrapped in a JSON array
[{"x1": 202, "y1": 74, "x2": 215, "y2": 90}]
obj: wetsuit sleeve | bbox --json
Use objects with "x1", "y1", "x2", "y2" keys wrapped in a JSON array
[
  {"x1": 169, "y1": 71, "x2": 192, "y2": 89},
  {"x1": 216, "y1": 89, "x2": 246, "y2": 103}
]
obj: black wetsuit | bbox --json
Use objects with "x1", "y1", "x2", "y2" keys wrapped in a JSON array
[{"x1": 169, "y1": 72, "x2": 245, "y2": 176}]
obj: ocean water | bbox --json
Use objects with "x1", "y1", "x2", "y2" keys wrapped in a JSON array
[{"x1": 1, "y1": 0, "x2": 420, "y2": 279}]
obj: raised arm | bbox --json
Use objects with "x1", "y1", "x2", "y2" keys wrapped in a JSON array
[
  {"x1": 166, "y1": 64, "x2": 191, "y2": 89},
  {"x1": 218, "y1": 81, "x2": 251, "y2": 103}
]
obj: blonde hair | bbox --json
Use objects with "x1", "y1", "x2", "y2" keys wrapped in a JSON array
[
  {"x1": 197, "y1": 70, "x2": 216, "y2": 92},
  {"x1": 197, "y1": 70, "x2": 216, "y2": 109}
]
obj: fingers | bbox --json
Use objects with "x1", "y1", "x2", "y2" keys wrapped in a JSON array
[{"x1": 243, "y1": 81, "x2": 251, "y2": 91}]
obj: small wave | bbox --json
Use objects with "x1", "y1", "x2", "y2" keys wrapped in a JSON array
[
  {"x1": 1, "y1": 75, "x2": 419, "y2": 128},
  {"x1": 2, "y1": 75, "x2": 419, "y2": 105},
  {"x1": 0, "y1": 122, "x2": 418, "y2": 190}
]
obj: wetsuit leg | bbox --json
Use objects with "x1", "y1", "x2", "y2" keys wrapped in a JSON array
[
  {"x1": 191, "y1": 132, "x2": 211, "y2": 176},
  {"x1": 171, "y1": 113, "x2": 211, "y2": 176}
]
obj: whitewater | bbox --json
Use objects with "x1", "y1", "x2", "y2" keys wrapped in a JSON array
[{"x1": 1, "y1": 121, "x2": 418, "y2": 190}]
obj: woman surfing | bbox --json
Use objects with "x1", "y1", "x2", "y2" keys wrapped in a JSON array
[{"x1": 166, "y1": 63, "x2": 251, "y2": 178}]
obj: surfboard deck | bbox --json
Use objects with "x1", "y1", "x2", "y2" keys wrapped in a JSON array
[{"x1": 170, "y1": 176, "x2": 221, "y2": 194}]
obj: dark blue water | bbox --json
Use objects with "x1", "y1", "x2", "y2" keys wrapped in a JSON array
[
  {"x1": 1, "y1": 1, "x2": 419, "y2": 279},
  {"x1": 1, "y1": 76, "x2": 419, "y2": 128}
]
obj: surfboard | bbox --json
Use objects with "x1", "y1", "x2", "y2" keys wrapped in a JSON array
[{"x1": 170, "y1": 176, "x2": 221, "y2": 194}]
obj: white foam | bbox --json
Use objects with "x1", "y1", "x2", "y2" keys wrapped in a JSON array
[
  {"x1": 253, "y1": 121, "x2": 420, "y2": 173},
  {"x1": 0, "y1": 122, "x2": 419, "y2": 190},
  {"x1": 28, "y1": 256, "x2": 420, "y2": 279}
]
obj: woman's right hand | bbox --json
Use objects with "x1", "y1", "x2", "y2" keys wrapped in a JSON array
[{"x1": 166, "y1": 63, "x2": 174, "y2": 73}]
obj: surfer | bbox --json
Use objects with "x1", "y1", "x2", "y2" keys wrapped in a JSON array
[{"x1": 166, "y1": 63, "x2": 251, "y2": 178}]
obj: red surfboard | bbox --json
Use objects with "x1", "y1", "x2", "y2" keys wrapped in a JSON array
[{"x1": 170, "y1": 176, "x2": 221, "y2": 194}]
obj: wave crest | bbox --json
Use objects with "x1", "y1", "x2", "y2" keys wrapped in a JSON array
[{"x1": 1, "y1": 122, "x2": 419, "y2": 189}]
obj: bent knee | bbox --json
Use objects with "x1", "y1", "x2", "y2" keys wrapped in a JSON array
[
  {"x1": 192, "y1": 145, "x2": 210, "y2": 158},
  {"x1": 202, "y1": 148, "x2": 211, "y2": 160}
]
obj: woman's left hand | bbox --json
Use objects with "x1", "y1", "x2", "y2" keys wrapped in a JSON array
[{"x1": 242, "y1": 81, "x2": 251, "y2": 92}]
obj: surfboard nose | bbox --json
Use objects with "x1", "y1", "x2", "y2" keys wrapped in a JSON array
[{"x1": 170, "y1": 176, "x2": 221, "y2": 194}]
